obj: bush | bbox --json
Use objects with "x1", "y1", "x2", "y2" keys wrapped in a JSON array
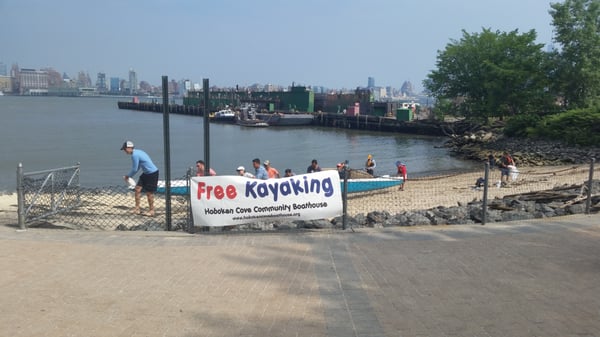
[
  {"x1": 533, "y1": 108, "x2": 600, "y2": 146},
  {"x1": 504, "y1": 114, "x2": 541, "y2": 137}
]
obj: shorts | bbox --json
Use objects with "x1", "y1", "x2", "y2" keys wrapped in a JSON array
[
  {"x1": 137, "y1": 170, "x2": 159, "y2": 192},
  {"x1": 500, "y1": 168, "x2": 509, "y2": 177}
]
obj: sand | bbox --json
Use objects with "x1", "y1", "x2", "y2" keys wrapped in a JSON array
[
  {"x1": 345, "y1": 164, "x2": 594, "y2": 216},
  {"x1": 0, "y1": 164, "x2": 594, "y2": 224},
  {"x1": 0, "y1": 193, "x2": 17, "y2": 220}
]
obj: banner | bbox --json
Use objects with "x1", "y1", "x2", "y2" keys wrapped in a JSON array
[{"x1": 190, "y1": 170, "x2": 342, "y2": 227}]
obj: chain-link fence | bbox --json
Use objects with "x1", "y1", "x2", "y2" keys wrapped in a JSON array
[
  {"x1": 17, "y1": 164, "x2": 191, "y2": 231},
  {"x1": 17, "y1": 159, "x2": 599, "y2": 232}
]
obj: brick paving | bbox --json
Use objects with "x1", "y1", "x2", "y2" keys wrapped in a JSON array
[{"x1": 1, "y1": 214, "x2": 599, "y2": 336}]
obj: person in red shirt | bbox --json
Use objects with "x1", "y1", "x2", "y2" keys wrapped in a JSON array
[{"x1": 396, "y1": 161, "x2": 407, "y2": 191}]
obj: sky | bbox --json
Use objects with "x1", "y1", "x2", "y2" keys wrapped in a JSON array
[{"x1": 0, "y1": 0, "x2": 557, "y2": 92}]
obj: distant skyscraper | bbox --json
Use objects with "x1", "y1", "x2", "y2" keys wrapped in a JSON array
[
  {"x1": 96, "y1": 72, "x2": 107, "y2": 92},
  {"x1": 128, "y1": 68, "x2": 138, "y2": 94},
  {"x1": 367, "y1": 77, "x2": 375, "y2": 88},
  {"x1": 400, "y1": 81, "x2": 414, "y2": 96},
  {"x1": 109, "y1": 77, "x2": 119, "y2": 92}
]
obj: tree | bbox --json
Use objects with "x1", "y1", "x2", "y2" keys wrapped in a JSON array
[
  {"x1": 549, "y1": 0, "x2": 600, "y2": 109},
  {"x1": 424, "y1": 28, "x2": 553, "y2": 121}
]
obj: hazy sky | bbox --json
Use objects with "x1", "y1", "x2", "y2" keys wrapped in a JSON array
[{"x1": 1, "y1": 0, "x2": 556, "y2": 91}]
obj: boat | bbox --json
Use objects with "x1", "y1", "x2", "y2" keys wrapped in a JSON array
[
  {"x1": 157, "y1": 180, "x2": 189, "y2": 195},
  {"x1": 156, "y1": 176, "x2": 402, "y2": 195},
  {"x1": 210, "y1": 107, "x2": 236, "y2": 123},
  {"x1": 341, "y1": 177, "x2": 403, "y2": 193},
  {"x1": 255, "y1": 112, "x2": 315, "y2": 126},
  {"x1": 237, "y1": 119, "x2": 270, "y2": 127}
]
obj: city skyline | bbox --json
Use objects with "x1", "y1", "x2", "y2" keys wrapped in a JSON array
[{"x1": 0, "y1": 0, "x2": 555, "y2": 92}]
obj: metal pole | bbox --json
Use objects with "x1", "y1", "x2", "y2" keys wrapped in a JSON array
[
  {"x1": 162, "y1": 76, "x2": 172, "y2": 231},
  {"x1": 203, "y1": 79, "x2": 210, "y2": 175},
  {"x1": 482, "y1": 162, "x2": 489, "y2": 225},
  {"x1": 342, "y1": 160, "x2": 348, "y2": 230},
  {"x1": 585, "y1": 158, "x2": 595, "y2": 214},
  {"x1": 17, "y1": 163, "x2": 25, "y2": 230},
  {"x1": 186, "y1": 167, "x2": 194, "y2": 233}
]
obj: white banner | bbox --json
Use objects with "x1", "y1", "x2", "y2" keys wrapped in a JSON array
[{"x1": 190, "y1": 170, "x2": 343, "y2": 227}]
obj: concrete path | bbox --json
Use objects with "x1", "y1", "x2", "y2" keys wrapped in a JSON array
[{"x1": 1, "y1": 214, "x2": 599, "y2": 337}]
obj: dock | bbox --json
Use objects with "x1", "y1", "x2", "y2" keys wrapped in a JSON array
[
  {"x1": 117, "y1": 101, "x2": 447, "y2": 136},
  {"x1": 117, "y1": 101, "x2": 205, "y2": 116}
]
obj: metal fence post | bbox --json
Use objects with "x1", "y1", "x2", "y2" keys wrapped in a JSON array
[
  {"x1": 162, "y1": 76, "x2": 172, "y2": 231},
  {"x1": 585, "y1": 157, "x2": 595, "y2": 214},
  {"x1": 482, "y1": 162, "x2": 489, "y2": 225},
  {"x1": 342, "y1": 160, "x2": 348, "y2": 230},
  {"x1": 186, "y1": 167, "x2": 194, "y2": 234},
  {"x1": 17, "y1": 163, "x2": 25, "y2": 230}
]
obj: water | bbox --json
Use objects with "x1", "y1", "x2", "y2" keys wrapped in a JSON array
[{"x1": 0, "y1": 96, "x2": 481, "y2": 192}]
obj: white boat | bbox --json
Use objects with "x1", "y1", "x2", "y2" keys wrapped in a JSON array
[
  {"x1": 237, "y1": 119, "x2": 270, "y2": 127},
  {"x1": 210, "y1": 107, "x2": 236, "y2": 123}
]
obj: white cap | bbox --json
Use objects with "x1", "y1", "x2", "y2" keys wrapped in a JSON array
[
  {"x1": 236, "y1": 166, "x2": 245, "y2": 171},
  {"x1": 120, "y1": 140, "x2": 134, "y2": 150}
]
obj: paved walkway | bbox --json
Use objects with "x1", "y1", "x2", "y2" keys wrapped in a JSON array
[{"x1": 1, "y1": 214, "x2": 599, "y2": 337}]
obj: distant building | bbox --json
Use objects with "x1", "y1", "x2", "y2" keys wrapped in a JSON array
[
  {"x1": 128, "y1": 68, "x2": 138, "y2": 94},
  {"x1": 0, "y1": 75, "x2": 12, "y2": 93},
  {"x1": 18, "y1": 68, "x2": 48, "y2": 95},
  {"x1": 400, "y1": 81, "x2": 414, "y2": 97},
  {"x1": 367, "y1": 77, "x2": 375, "y2": 88},
  {"x1": 0, "y1": 62, "x2": 7, "y2": 76},
  {"x1": 110, "y1": 77, "x2": 120, "y2": 93},
  {"x1": 96, "y1": 72, "x2": 107, "y2": 93}
]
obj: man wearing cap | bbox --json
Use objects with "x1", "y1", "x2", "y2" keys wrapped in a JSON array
[
  {"x1": 263, "y1": 160, "x2": 280, "y2": 179},
  {"x1": 236, "y1": 166, "x2": 255, "y2": 178},
  {"x1": 252, "y1": 158, "x2": 268, "y2": 180},
  {"x1": 121, "y1": 141, "x2": 159, "y2": 216}
]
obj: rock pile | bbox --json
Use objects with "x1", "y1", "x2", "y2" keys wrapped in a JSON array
[{"x1": 444, "y1": 129, "x2": 600, "y2": 166}]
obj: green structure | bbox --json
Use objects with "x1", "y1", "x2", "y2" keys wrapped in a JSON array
[{"x1": 184, "y1": 85, "x2": 314, "y2": 113}]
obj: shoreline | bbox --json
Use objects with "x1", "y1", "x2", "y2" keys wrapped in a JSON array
[{"x1": 1, "y1": 164, "x2": 594, "y2": 228}]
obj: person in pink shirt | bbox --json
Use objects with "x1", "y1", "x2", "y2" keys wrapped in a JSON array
[{"x1": 196, "y1": 160, "x2": 216, "y2": 176}]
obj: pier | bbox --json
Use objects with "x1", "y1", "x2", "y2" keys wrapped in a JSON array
[
  {"x1": 117, "y1": 101, "x2": 447, "y2": 136},
  {"x1": 117, "y1": 101, "x2": 206, "y2": 116},
  {"x1": 313, "y1": 113, "x2": 445, "y2": 135}
]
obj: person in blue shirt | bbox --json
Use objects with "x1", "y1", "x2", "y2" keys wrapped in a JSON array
[
  {"x1": 121, "y1": 140, "x2": 159, "y2": 217},
  {"x1": 252, "y1": 158, "x2": 268, "y2": 180}
]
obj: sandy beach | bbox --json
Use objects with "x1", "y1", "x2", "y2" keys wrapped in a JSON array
[
  {"x1": 0, "y1": 193, "x2": 17, "y2": 219},
  {"x1": 0, "y1": 164, "x2": 594, "y2": 226},
  {"x1": 345, "y1": 164, "x2": 594, "y2": 216}
]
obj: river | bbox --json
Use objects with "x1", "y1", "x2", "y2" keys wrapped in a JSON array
[{"x1": 0, "y1": 96, "x2": 481, "y2": 192}]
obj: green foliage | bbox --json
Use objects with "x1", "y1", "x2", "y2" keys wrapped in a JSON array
[
  {"x1": 424, "y1": 28, "x2": 553, "y2": 121},
  {"x1": 549, "y1": 0, "x2": 600, "y2": 109},
  {"x1": 504, "y1": 114, "x2": 542, "y2": 137},
  {"x1": 504, "y1": 106, "x2": 600, "y2": 146},
  {"x1": 524, "y1": 108, "x2": 600, "y2": 146}
]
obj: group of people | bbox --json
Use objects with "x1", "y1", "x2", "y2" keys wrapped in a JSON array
[
  {"x1": 121, "y1": 140, "x2": 410, "y2": 216},
  {"x1": 235, "y1": 158, "x2": 323, "y2": 180}
]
